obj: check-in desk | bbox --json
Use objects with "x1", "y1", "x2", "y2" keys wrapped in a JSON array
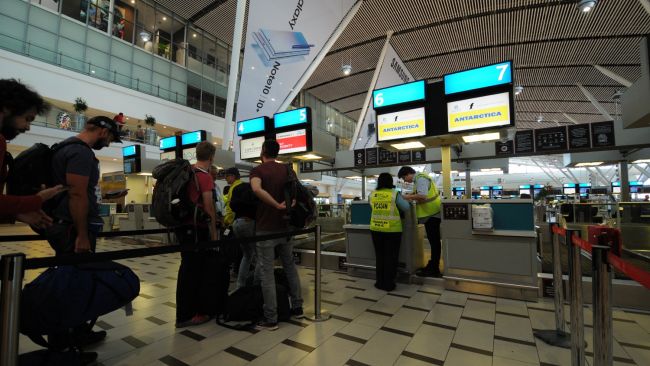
[
  {"x1": 343, "y1": 201, "x2": 426, "y2": 278},
  {"x1": 442, "y1": 199, "x2": 538, "y2": 300}
]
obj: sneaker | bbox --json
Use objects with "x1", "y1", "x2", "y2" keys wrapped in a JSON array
[
  {"x1": 255, "y1": 320, "x2": 279, "y2": 331},
  {"x1": 416, "y1": 267, "x2": 442, "y2": 278},
  {"x1": 74, "y1": 330, "x2": 107, "y2": 348},
  {"x1": 291, "y1": 307, "x2": 304, "y2": 319},
  {"x1": 176, "y1": 314, "x2": 211, "y2": 328},
  {"x1": 79, "y1": 351, "x2": 99, "y2": 366}
]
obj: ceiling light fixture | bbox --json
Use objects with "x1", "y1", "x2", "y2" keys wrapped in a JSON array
[
  {"x1": 462, "y1": 132, "x2": 500, "y2": 143},
  {"x1": 575, "y1": 162, "x2": 604, "y2": 167},
  {"x1": 139, "y1": 31, "x2": 151, "y2": 42},
  {"x1": 536, "y1": 115, "x2": 544, "y2": 123},
  {"x1": 192, "y1": 33, "x2": 197, "y2": 38},
  {"x1": 391, "y1": 141, "x2": 425, "y2": 150},
  {"x1": 480, "y1": 168, "x2": 503, "y2": 172},
  {"x1": 578, "y1": 0, "x2": 597, "y2": 12},
  {"x1": 514, "y1": 85, "x2": 524, "y2": 95},
  {"x1": 632, "y1": 159, "x2": 650, "y2": 163},
  {"x1": 162, "y1": 16, "x2": 167, "y2": 21},
  {"x1": 299, "y1": 153, "x2": 322, "y2": 160},
  {"x1": 342, "y1": 64, "x2": 352, "y2": 76}
]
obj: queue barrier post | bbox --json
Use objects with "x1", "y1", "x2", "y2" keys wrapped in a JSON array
[
  {"x1": 534, "y1": 223, "x2": 571, "y2": 348},
  {"x1": 306, "y1": 225, "x2": 330, "y2": 322},
  {"x1": 591, "y1": 234, "x2": 613, "y2": 366},
  {"x1": 566, "y1": 229, "x2": 586, "y2": 366},
  {"x1": 0, "y1": 253, "x2": 25, "y2": 366}
]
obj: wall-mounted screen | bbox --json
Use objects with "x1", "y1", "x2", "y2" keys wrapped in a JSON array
[
  {"x1": 377, "y1": 107, "x2": 426, "y2": 142},
  {"x1": 613, "y1": 186, "x2": 621, "y2": 194},
  {"x1": 237, "y1": 117, "x2": 266, "y2": 136},
  {"x1": 564, "y1": 188, "x2": 576, "y2": 195},
  {"x1": 447, "y1": 92, "x2": 511, "y2": 133},
  {"x1": 277, "y1": 129, "x2": 308, "y2": 154},
  {"x1": 240, "y1": 136, "x2": 265, "y2": 160},
  {"x1": 182, "y1": 147, "x2": 197, "y2": 164},
  {"x1": 444, "y1": 61, "x2": 512, "y2": 95},
  {"x1": 274, "y1": 108, "x2": 309, "y2": 129},
  {"x1": 372, "y1": 80, "x2": 425, "y2": 109},
  {"x1": 181, "y1": 130, "x2": 206, "y2": 146},
  {"x1": 160, "y1": 136, "x2": 177, "y2": 150},
  {"x1": 122, "y1": 145, "x2": 137, "y2": 157},
  {"x1": 160, "y1": 151, "x2": 176, "y2": 161}
]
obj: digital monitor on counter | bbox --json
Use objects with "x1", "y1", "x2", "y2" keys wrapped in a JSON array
[
  {"x1": 563, "y1": 183, "x2": 577, "y2": 195},
  {"x1": 122, "y1": 145, "x2": 138, "y2": 158},
  {"x1": 447, "y1": 91, "x2": 511, "y2": 133},
  {"x1": 376, "y1": 107, "x2": 426, "y2": 142}
]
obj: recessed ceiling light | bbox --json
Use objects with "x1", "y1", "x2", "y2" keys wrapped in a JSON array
[
  {"x1": 162, "y1": 16, "x2": 167, "y2": 21},
  {"x1": 299, "y1": 153, "x2": 322, "y2": 160},
  {"x1": 192, "y1": 33, "x2": 197, "y2": 38},
  {"x1": 342, "y1": 64, "x2": 352, "y2": 76},
  {"x1": 578, "y1": 0, "x2": 597, "y2": 12},
  {"x1": 632, "y1": 159, "x2": 650, "y2": 163},
  {"x1": 575, "y1": 162, "x2": 603, "y2": 167},
  {"x1": 391, "y1": 141, "x2": 425, "y2": 150},
  {"x1": 514, "y1": 85, "x2": 523, "y2": 95},
  {"x1": 462, "y1": 132, "x2": 500, "y2": 143}
]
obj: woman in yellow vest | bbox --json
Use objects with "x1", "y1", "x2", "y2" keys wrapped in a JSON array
[{"x1": 370, "y1": 173, "x2": 410, "y2": 291}]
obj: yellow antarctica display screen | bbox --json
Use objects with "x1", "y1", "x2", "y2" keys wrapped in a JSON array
[
  {"x1": 447, "y1": 91, "x2": 510, "y2": 133},
  {"x1": 377, "y1": 107, "x2": 426, "y2": 142}
]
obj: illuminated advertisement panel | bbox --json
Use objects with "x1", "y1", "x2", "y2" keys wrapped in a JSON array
[
  {"x1": 240, "y1": 136, "x2": 265, "y2": 160},
  {"x1": 277, "y1": 129, "x2": 308, "y2": 154},
  {"x1": 377, "y1": 107, "x2": 426, "y2": 142},
  {"x1": 447, "y1": 92, "x2": 511, "y2": 133}
]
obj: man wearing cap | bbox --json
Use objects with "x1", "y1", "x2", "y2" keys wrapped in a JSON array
[{"x1": 47, "y1": 116, "x2": 122, "y2": 255}]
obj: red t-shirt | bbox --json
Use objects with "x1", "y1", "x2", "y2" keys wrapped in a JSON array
[
  {"x1": 0, "y1": 135, "x2": 43, "y2": 221},
  {"x1": 184, "y1": 166, "x2": 214, "y2": 225},
  {"x1": 250, "y1": 161, "x2": 292, "y2": 231}
]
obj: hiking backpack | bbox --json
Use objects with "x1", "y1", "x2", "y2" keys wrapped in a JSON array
[
  {"x1": 283, "y1": 165, "x2": 317, "y2": 228},
  {"x1": 150, "y1": 159, "x2": 200, "y2": 228},
  {"x1": 6, "y1": 140, "x2": 88, "y2": 197}
]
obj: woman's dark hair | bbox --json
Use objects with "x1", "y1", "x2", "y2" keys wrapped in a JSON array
[
  {"x1": 376, "y1": 173, "x2": 395, "y2": 190},
  {"x1": 0, "y1": 79, "x2": 49, "y2": 116}
]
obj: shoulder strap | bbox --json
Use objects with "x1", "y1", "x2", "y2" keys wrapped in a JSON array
[{"x1": 52, "y1": 138, "x2": 90, "y2": 152}]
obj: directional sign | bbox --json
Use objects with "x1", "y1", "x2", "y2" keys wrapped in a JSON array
[{"x1": 444, "y1": 61, "x2": 512, "y2": 95}]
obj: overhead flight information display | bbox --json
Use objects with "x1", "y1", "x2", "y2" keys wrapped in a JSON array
[
  {"x1": 274, "y1": 107, "x2": 309, "y2": 129},
  {"x1": 444, "y1": 61, "x2": 512, "y2": 95},
  {"x1": 372, "y1": 80, "x2": 425, "y2": 109},
  {"x1": 181, "y1": 130, "x2": 206, "y2": 146},
  {"x1": 159, "y1": 136, "x2": 177, "y2": 150},
  {"x1": 240, "y1": 136, "x2": 265, "y2": 160},
  {"x1": 377, "y1": 107, "x2": 426, "y2": 141},
  {"x1": 237, "y1": 117, "x2": 266, "y2": 136},
  {"x1": 277, "y1": 129, "x2": 308, "y2": 154},
  {"x1": 447, "y1": 92, "x2": 511, "y2": 133}
]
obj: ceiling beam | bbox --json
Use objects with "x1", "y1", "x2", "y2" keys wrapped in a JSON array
[
  {"x1": 633, "y1": 163, "x2": 650, "y2": 182},
  {"x1": 532, "y1": 160, "x2": 563, "y2": 186},
  {"x1": 562, "y1": 113, "x2": 579, "y2": 124},
  {"x1": 577, "y1": 83, "x2": 614, "y2": 121},
  {"x1": 590, "y1": 167, "x2": 610, "y2": 186},
  {"x1": 188, "y1": 0, "x2": 229, "y2": 23},
  {"x1": 593, "y1": 65, "x2": 633, "y2": 87}
]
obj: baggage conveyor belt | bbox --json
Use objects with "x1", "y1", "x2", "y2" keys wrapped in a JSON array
[{"x1": 290, "y1": 231, "x2": 347, "y2": 270}]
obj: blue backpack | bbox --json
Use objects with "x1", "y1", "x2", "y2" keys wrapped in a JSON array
[{"x1": 20, "y1": 261, "x2": 140, "y2": 347}]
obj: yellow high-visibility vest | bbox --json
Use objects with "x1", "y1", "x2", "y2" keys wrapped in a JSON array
[
  {"x1": 370, "y1": 188, "x2": 402, "y2": 233},
  {"x1": 414, "y1": 173, "x2": 441, "y2": 219}
]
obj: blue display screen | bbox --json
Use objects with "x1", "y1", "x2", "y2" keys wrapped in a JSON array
[
  {"x1": 372, "y1": 80, "x2": 425, "y2": 109},
  {"x1": 160, "y1": 136, "x2": 177, "y2": 150},
  {"x1": 444, "y1": 61, "x2": 512, "y2": 95},
  {"x1": 274, "y1": 108, "x2": 309, "y2": 129},
  {"x1": 237, "y1": 117, "x2": 266, "y2": 136},
  {"x1": 564, "y1": 183, "x2": 576, "y2": 188},
  {"x1": 480, "y1": 186, "x2": 490, "y2": 190},
  {"x1": 492, "y1": 185, "x2": 503, "y2": 190},
  {"x1": 612, "y1": 181, "x2": 620, "y2": 187},
  {"x1": 182, "y1": 131, "x2": 204, "y2": 146},
  {"x1": 579, "y1": 183, "x2": 592, "y2": 188},
  {"x1": 630, "y1": 181, "x2": 643, "y2": 186},
  {"x1": 122, "y1": 145, "x2": 137, "y2": 157},
  {"x1": 519, "y1": 185, "x2": 531, "y2": 189},
  {"x1": 454, "y1": 187, "x2": 465, "y2": 191},
  {"x1": 534, "y1": 184, "x2": 544, "y2": 189}
]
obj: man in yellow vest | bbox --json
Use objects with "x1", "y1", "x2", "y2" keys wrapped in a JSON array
[{"x1": 398, "y1": 166, "x2": 442, "y2": 277}]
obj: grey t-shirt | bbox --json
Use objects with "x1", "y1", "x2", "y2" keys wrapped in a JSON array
[{"x1": 51, "y1": 137, "x2": 102, "y2": 224}]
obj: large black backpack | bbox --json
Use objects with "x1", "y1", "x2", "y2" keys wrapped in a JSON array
[
  {"x1": 150, "y1": 159, "x2": 200, "y2": 228},
  {"x1": 283, "y1": 165, "x2": 317, "y2": 228},
  {"x1": 7, "y1": 140, "x2": 88, "y2": 197},
  {"x1": 229, "y1": 182, "x2": 258, "y2": 215}
]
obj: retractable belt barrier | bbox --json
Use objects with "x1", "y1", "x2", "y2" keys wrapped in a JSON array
[
  {"x1": 0, "y1": 225, "x2": 329, "y2": 366},
  {"x1": 0, "y1": 228, "x2": 171, "y2": 243}
]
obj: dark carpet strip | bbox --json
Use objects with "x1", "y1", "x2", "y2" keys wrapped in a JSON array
[
  {"x1": 224, "y1": 347, "x2": 257, "y2": 362},
  {"x1": 540, "y1": 362, "x2": 560, "y2": 366},
  {"x1": 423, "y1": 321, "x2": 456, "y2": 331},
  {"x1": 528, "y1": 306, "x2": 555, "y2": 313},
  {"x1": 460, "y1": 316, "x2": 495, "y2": 325},
  {"x1": 366, "y1": 309, "x2": 392, "y2": 317},
  {"x1": 380, "y1": 327, "x2": 414, "y2": 337},
  {"x1": 95, "y1": 320, "x2": 114, "y2": 330},
  {"x1": 339, "y1": 278, "x2": 357, "y2": 282},
  {"x1": 417, "y1": 289, "x2": 441, "y2": 296},
  {"x1": 162, "y1": 301, "x2": 177, "y2": 308},
  {"x1": 354, "y1": 296, "x2": 378, "y2": 302},
  {"x1": 282, "y1": 339, "x2": 316, "y2": 353},
  {"x1": 494, "y1": 335, "x2": 536, "y2": 347},
  {"x1": 122, "y1": 336, "x2": 148, "y2": 348},
  {"x1": 450, "y1": 343, "x2": 493, "y2": 357},
  {"x1": 346, "y1": 285, "x2": 367, "y2": 291},
  {"x1": 323, "y1": 299, "x2": 343, "y2": 306},
  {"x1": 334, "y1": 332, "x2": 367, "y2": 344},
  {"x1": 401, "y1": 350, "x2": 444, "y2": 365},
  {"x1": 585, "y1": 351, "x2": 636, "y2": 364},
  {"x1": 159, "y1": 355, "x2": 190, "y2": 366},
  {"x1": 613, "y1": 317, "x2": 637, "y2": 324},
  {"x1": 145, "y1": 316, "x2": 167, "y2": 325},
  {"x1": 139, "y1": 293, "x2": 154, "y2": 299},
  {"x1": 346, "y1": 358, "x2": 372, "y2": 366},
  {"x1": 436, "y1": 301, "x2": 465, "y2": 308},
  {"x1": 495, "y1": 310, "x2": 529, "y2": 319},
  {"x1": 468, "y1": 297, "x2": 496, "y2": 304},
  {"x1": 619, "y1": 341, "x2": 650, "y2": 351},
  {"x1": 387, "y1": 293, "x2": 411, "y2": 299},
  {"x1": 287, "y1": 319, "x2": 310, "y2": 328},
  {"x1": 322, "y1": 289, "x2": 335, "y2": 294},
  {"x1": 331, "y1": 314, "x2": 354, "y2": 322},
  {"x1": 179, "y1": 330, "x2": 206, "y2": 341},
  {"x1": 403, "y1": 305, "x2": 430, "y2": 313},
  {"x1": 153, "y1": 283, "x2": 168, "y2": 288}
]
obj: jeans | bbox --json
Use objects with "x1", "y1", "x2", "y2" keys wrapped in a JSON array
[
  {"x1": 370, "y1": 231, "x2": 402, "y2": 290},
  {"x1": 255, "y1": 230, "x2": 303, "y2": 323},
  {"x1": 233, "y1": 218, "x2": 256, "y2": 289}
]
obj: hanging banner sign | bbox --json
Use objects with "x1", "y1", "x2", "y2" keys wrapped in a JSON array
[{"x1": 353, "y1": 42, "x2": 415, "y2": 149}]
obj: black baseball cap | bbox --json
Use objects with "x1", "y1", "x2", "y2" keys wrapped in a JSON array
[
  {"x1": 86, "y1": 116, "x2": 122, "y2": 143},
  {"x1": 225, "y1": 167, "x2": 240, "y2": 178}
]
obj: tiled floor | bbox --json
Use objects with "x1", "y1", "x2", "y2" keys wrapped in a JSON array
[{"x1": 3, "y1": 231, "x2": 650, "y2": 366}]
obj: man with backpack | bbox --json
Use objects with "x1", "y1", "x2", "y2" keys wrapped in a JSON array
[
  {"x1": 0, "y1": 78, "x2": 64, "y2": 226},
  {"x1": 224, "y1": 167, "x2": 258, "y2": 289},
  {"x1": 173, "y1": 141, "x2": 228, "y2": 328},
  {"x1": 250, "y1": 140, "x2": 304, "y2": 330}
]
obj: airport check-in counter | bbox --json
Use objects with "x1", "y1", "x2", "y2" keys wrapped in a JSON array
[
  {"x1": 342, "y1": 201, "x2": 426, "y2": 278},
  {"x1": 617, "y1": 202, "x2": 650, "y2": 251},
  {"x1": 441, "y1": 199, "x2": 538, "y2": 300}
]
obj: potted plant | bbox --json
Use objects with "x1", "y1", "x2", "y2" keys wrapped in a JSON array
[
  {"x1": 73, "y1": 97, "x2": 88, "y2": 131},
  {"x1": 144, "y1": 114, "x2": 156, "y2": 144},
  {"x1": 144, "y1": 114, "x2": 156, "y2": 127}
]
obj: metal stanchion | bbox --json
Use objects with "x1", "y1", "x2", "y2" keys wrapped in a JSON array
[
  {"x1": 566, "y1": 229, "x2": 586, "y2": 366},
  {"x1": 534, "y1": 224, "x2": 571, "y2": 348},
  {"x1": 0, "y1": 253, "x2": 25, "y2": 366},
  {"x1": 591, "y1": 235, "x2": 613, "y2": 366},
  {"x1": 306, "y1": 225, "x2": 330, "y2": 322}
]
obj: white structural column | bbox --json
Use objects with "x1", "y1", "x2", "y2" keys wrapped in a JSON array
[
  {"x1": 577, "y1": 83, "x2": 614, "y2": 121},
  {"x1": 107, "y1": 0, "x2": 115, "y2": 37},
  {"x1": 349, "y1": 31, "x2": 393, "y2": 149},
  {"x1": 593, "y1": 65, "x2": 633, "y2": 87},
  {"x1": 222, "y1": 0, "x2": 247, "y2": 151}
]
